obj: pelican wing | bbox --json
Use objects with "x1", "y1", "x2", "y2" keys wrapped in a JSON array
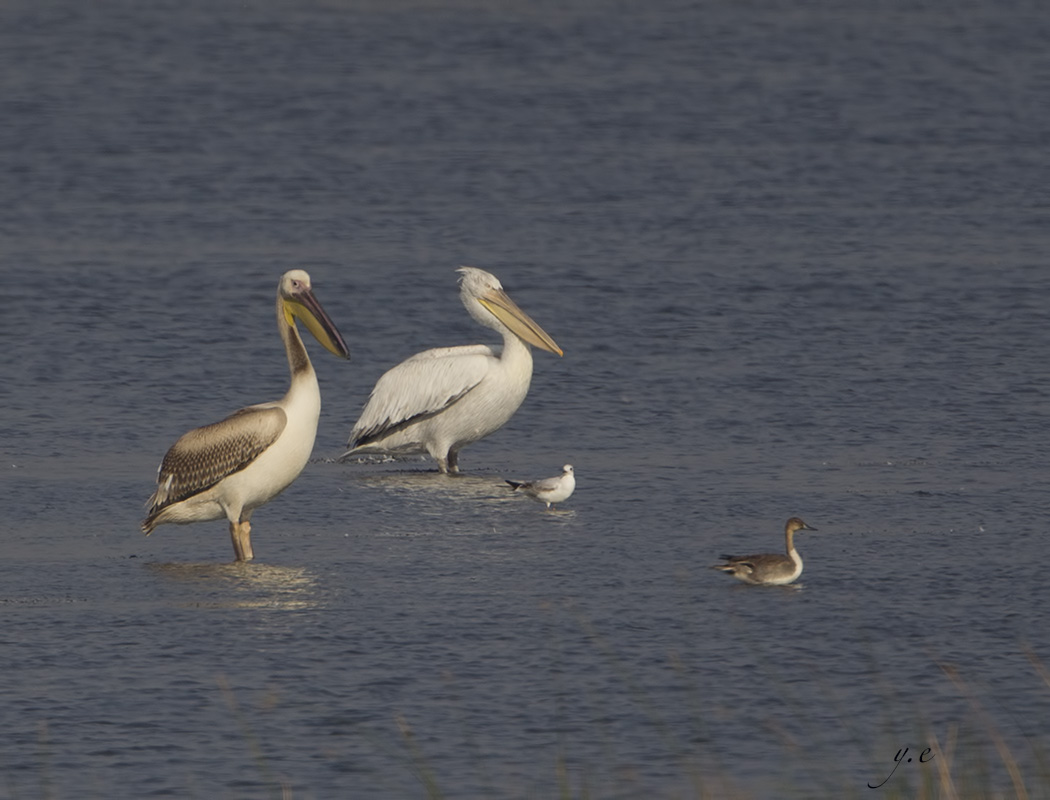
[
  {"x1": 146, "y1": 406, "x2": 287, "y2": 514},
  {"x1": 349, "y1": 345, "x2": 496, "y2": 447}
]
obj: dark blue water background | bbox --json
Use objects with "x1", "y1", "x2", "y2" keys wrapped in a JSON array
[{"x1": 3, "y1": 1, "x2": 1050, "y2": 797}]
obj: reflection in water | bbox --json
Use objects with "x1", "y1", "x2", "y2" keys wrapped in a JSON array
[
  {"x1": 343, "y1": 467, "x2": 580, "y2": 555},
  {"x1": 727, "y1": 581, "x2": 804, "y2": 594},
  {"x1": 0, "y1": 595, "x2": 87, "y2": 606},
  {"x1": 145, "y1": 561, "x2": 321, "y2": 610},
  {"x1": 348, "y1": 467, "x2": 580, "y2": 530},
  {"x1": 349, "y1": 467, "x2": 516, "y2": 504}
]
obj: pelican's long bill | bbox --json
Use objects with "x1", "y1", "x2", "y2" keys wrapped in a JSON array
[
  {"x1": 284, "y1": 286, "x2": 350, "y2": 359},
  {"x1": 479, "y1": 289, "x2": 563, "y2": 356}
]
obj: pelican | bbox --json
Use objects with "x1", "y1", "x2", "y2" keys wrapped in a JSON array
[
  {"x1": 506, "y1": 464, "x2": 576, "y2": 510},
  {"x1": 342, "y1": 266, "x2": 562, "y2": 473},
  {"x1": 711, "y1": 517, "x2": 818, "y2": 586},
  {"x1": 142, "y1": 270, "x2": 349, "y2": 562}
]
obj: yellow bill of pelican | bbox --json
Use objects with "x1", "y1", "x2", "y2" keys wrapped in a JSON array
[
  {"x1": 478, "y1": 289, "x2": 563, "y2": 356},
  {"x1": 285, "y1": 290, "x2": 348, "y2": 358},
  {"x1": 342, "y1": 266, "x2": 561, "y2": 473},
  {"x1": 142, "y1": 270, "x2": 349, "y2": 562}
]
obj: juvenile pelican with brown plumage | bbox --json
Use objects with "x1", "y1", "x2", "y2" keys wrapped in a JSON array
[{"x1": 142, "y1": 270, "x2": 349, "y2": 562}]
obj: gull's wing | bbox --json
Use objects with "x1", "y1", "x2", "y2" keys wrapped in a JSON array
[{"x1": 526, "y1": 475, "x2": 564, "y2": 493}]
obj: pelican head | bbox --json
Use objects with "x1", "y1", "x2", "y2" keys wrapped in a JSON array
[
  {"x1": 280, "y1": 270, "x2": 350, "y2": 359},
  {"x1": 457, "y1": 266, "x2": 562, "y2": 356}
]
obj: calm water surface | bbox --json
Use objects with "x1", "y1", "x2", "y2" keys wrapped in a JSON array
[{"x1": 3, "y1": 1, "x2": 1050, "y2": 797}]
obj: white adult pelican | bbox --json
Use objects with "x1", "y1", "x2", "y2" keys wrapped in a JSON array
[
  {"x1": 711, "y1": 517, "x2": 818, "y2": 586},
  {"x1": 506, "y1": 464, "x2": 575, "y2": 510},
  {"x1": 342, "y1": 266, "x2": 562, "y2": 473},
  {"x1": 142, "y1": 270, "x2": 349, "y2": 562}
]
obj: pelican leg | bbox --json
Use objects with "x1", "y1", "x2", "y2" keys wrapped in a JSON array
[
  {"x1": 445, "y1": 449, "x2": 461, "y2": 474},
  {"x1": 230, "y1": 520, "x2": 255, "y2": 562}
]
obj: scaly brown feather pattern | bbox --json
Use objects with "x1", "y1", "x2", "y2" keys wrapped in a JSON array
[{"x1": 143, "y1": 406, "x2": 286, "y2": 529}]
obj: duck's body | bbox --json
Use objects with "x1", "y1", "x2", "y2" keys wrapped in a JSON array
[
  {"x1": 343, "y1": 267, "x2": 561, "y2": 473},
  {"x1": 142, "y1": 270, "x2": 349, "y2": 561},
  {"x1": 506, "y1": 464, "x2": 575, "y2": 510},
  {"x1": 711, "y1": 517, "x2": 817, "y2": 586}
]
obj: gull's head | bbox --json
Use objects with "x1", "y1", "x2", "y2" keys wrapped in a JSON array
[
  {"x1": 279, "y1": 269, "x2": 350, "y2": 359},
  {"x1": 562, "y1": 464, "x2": 574, "y2": 475},
  {"x1": 456, "y1": 266, "x2": 562, "y2": 356}
]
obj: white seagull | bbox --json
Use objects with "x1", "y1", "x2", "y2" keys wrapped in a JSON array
[
  {"x1": 342, "y1": 267, "x2": 562, "y2": 473},
  {"x1": 506, "y1": 464, "x2": 575, "y2": 510},
  {"x1": 711, "y1": 517, "x2": 817, "y2": 586},
  {"x1": 142, "y1": 270, "x2": 349, "y2": 562}
]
